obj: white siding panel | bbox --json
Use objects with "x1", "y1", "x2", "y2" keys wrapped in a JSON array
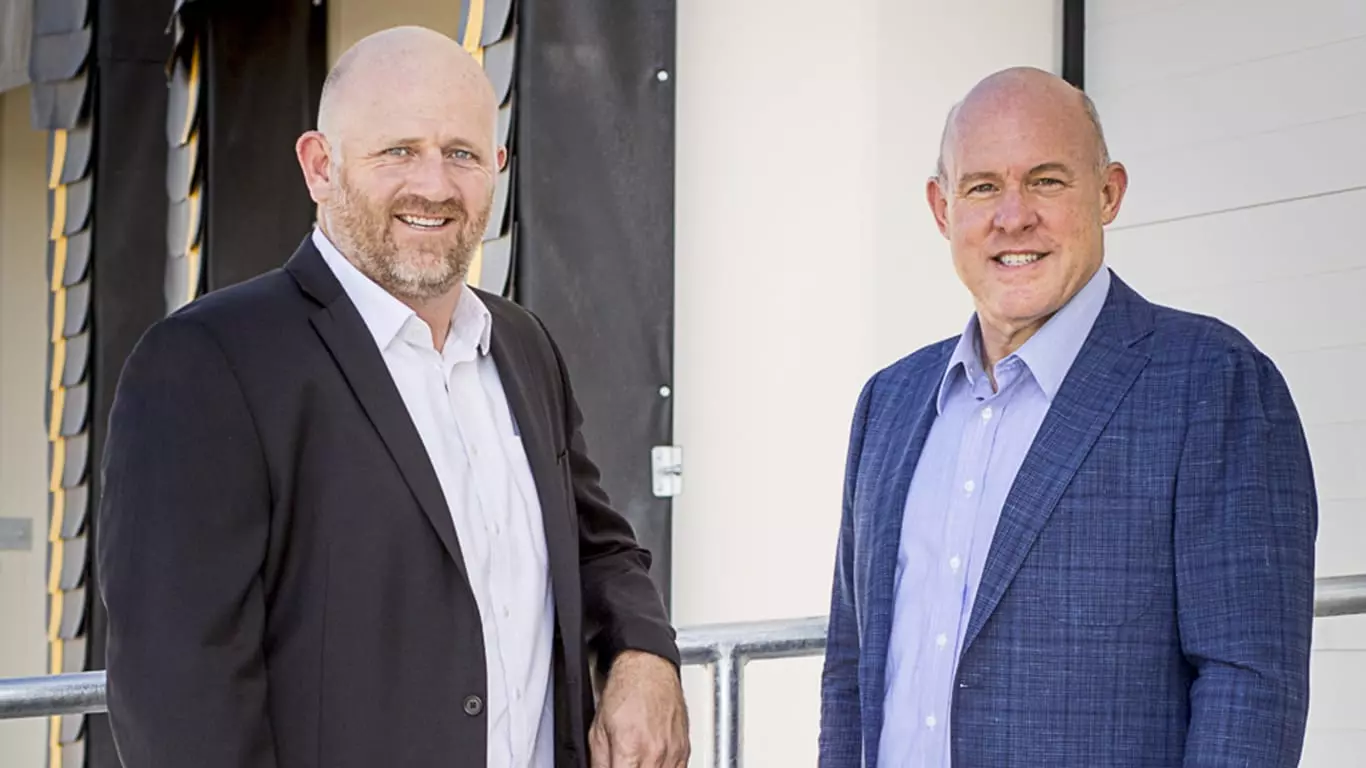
[
  {"x1": 1137, "y1": 267, "x2": 1366, "y2": 359},
  {"x1": 1106, "y1": 112, "x2": 1366, "y2": 229},
  {"x1": 1270, "y1": 347, "x2": 1366, "y2": 431},
  {"x1": 1086, "y1": 0, "x2": 1366, "y2": 95},
  {"x1": 1087, "y1": 0, "x2": 1194, "y2": 29},
  {"x1": 1304, "y1": 422, "x2": 1366, "y2": 508},
  {"x1": 1105, "y1": 189, "x2": 1366, "y2": 298},
  {"x1": 1315, "y1": 613, "x2": 1366, "y2": 652},
  {"x1": 1301, "y1": 728, "x2": 1366, "y2": 768},
  {"x1": 1096, "y1": 37, "x2": 1366, "y2": 155},
  {"x1": 1306, "y1": 651, "x2": 1366, "y2": 729},
  {"x1": 1090, "y1": 4, "x2": 1366, "y2": 761},
  {"x1": 1317, "y1": 502, "x2": 1366, "y2": 578}
]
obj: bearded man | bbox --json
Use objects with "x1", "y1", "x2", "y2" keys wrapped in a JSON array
[{"x1": 96, "y1": 25, "x2": 688, "y2": 768}]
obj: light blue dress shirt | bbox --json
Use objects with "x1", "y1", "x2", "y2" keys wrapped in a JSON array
[{"x1": 877, "y1": 266, "x2": 1112, "y2": 767}]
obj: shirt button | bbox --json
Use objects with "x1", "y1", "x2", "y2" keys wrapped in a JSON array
[
  {"x1": 514, "y1": 688, "x2": 523, "y2": 702},
  {"x1": 925, "y1": 715, "x2": 937, "y2": 728},
  {"x1": 981, "y1": 406, "x2": 993, "y2": 421},
  {"x1": 963, "y1": 480, "x2": 975, "y2": 494},
  {"x1": 463, "y1": 695, "x2": 484, "y2": 716},
  {"x1": 502, "y1": 606, "x2": 510, "y2": 619},
  {"x1": 949, "y1": 555, "x2": 961, "y2": 572},
  {"x1": 936, "y1": 633, "x2": 948, "y2": 649}
]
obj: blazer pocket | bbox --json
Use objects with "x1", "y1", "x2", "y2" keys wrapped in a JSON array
[{"x1": 1037, "y1": 498, "x2": 1162, "y2": 627}]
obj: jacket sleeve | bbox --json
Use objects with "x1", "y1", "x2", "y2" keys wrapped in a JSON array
[
  {"x1": 96, "y1": 316, "x2": 277, "y2": 768},
  {"x1": 1176, "y1": 346, "x2": 1317, "y2": 767},
  {"x1": 537, "y1": 320, "x2": 680, "y2": 673},
  {"x1": 819, "y1": 374, "x2": 877, "y2": 767}
]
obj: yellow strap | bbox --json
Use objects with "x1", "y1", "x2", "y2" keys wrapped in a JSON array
[
  {"x1": 49, "y1": 438, "x2": 65, "y2": 493},
  {"x1": 49, "y1": 185, "x2": 67, "y2": 240},
  {"x1": 462, "y1": 0, "x2": 486, "y2": 52},
  {"x1": 50, "y1": 338, "x2": 66, "y2": 391},
  {"x1": 49, "y1": 130, "x2": 67, "y2": 189},
  {"x1": 181, "y1": 41, "x2": 200, "y2": 145},
  {"x1": 186, "y1": 244, "x2": 202, "y2": 304},
  {"x1": 48, "y1": 713, "x2": 61, "y2": 767},
  {"x1": 48, "y1": 388, "x2": 65, "y2": 442},
  {"x1": 51, "y1": 288, "x2": 66, "y2": 343},
  {"x1": 47, "y1": 538, "x2": 64, "y2": 594},
  {"x1": 47, "y1": 592, "x2": 61, "y2": 641},
  {"x1": 50, "y1": 236, "x2": 67, "y2": 291},
  {"x1": 49, "y1": 489, "x2": 65, "y2": 542}
]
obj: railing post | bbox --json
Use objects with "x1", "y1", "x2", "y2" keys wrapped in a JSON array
[{"x1": 713, "y1": 642, "x2": 741, "y2": 768}]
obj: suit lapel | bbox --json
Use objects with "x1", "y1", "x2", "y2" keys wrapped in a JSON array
[
  {"x1": 286, "y1": 239, "x2": 469, "y2": 582},
  {"x1": 486, "y1": 304, "x2": 576, "y2": 646},
  {"x1": 862, "y1": 349, "x2": 951, "y2": 715},
  {"x1": 310, "y1": 302, "x2": 471, "y2": 581},
  {"x1": 962, "y1": 281, "x2": 1153, "y2": 651}
]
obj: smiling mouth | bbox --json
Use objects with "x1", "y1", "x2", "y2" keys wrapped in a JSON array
[
  {"x1": 994, "y1": 251, "x2": 1049, "y2": 267},
  {"x1": 395, "y1": 214, "x2": 451, "y2": 230}
]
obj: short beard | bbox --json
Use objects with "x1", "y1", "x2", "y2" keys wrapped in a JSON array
[{"x1": 325, "y1": 167, "x2": 491, "y2": 303}]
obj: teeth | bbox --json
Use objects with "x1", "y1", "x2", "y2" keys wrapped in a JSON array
[
  {"x1": 398, "y1": 215, "x2": 447, "y2": 228},
  {"x1": 998, "y1": 252, "x2": 1043, "y2": 267}
]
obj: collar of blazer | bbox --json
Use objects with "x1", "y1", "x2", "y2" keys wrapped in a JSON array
[
  {"x1": 281, "y1": 236, "x2": 577, "y2": 626},
  {"x1": 865, "y1": 271, "x2": 1159, "y2": 663}
]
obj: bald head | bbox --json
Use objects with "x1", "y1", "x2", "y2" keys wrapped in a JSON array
[
  {"x1": 295, "y1": 25, "x2": 505, "y2": 310},
  {"x1": 936, "y1": 67, "x2": 1109, "y2": 181},
  {"x1": 317, "y1": 26, "x2": 496, "y2": 149}
]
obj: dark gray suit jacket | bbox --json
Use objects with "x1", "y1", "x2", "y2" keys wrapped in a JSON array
[{"x1": 97, "y1": 237, "x2": 678, "y2": 768}]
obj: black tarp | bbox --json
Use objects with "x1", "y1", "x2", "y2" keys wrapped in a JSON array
[
  {"x1": 513, "y1": 0, "x2": 677, "y2": 606},
  {"x1": 202, "y1": 0, "x2": 325, "y2": 290},
  {"x1": 87, "y1": 0, "x2": 179, "y2": 765}
]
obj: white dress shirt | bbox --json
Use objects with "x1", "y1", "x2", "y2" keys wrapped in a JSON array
[{"x1": 314, "y1": 227, "x2": 555, "y2": 768}]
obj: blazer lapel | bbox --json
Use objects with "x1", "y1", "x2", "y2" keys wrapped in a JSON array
[
  {"x1": 962, "y1": 282, "x2": 1153, "y2": 651},
  {"x1": 862, "y1": 349, "x2": 951, "y2": 715},
  {"x1": 486, "y1": 304, "x2": 576, "y2": 645},
  {"x1": 286, "y1": 240, "x2": 469, "y2": 582}
]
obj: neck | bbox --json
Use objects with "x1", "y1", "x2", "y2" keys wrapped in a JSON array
[
  {"x1": 405, "y1": 289, "x2": 461, "y2": 352},
  {"x1": 976, "y1": 315, "x2": 1048, "y2": 390}
]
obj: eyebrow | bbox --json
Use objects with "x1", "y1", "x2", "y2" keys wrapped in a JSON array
[
  {"x1": 956, "y1": 162, "x2": 1077, "y2": 187},
  {"x1": 374, "y1": 137, "x2": 483, "y2": 154}
]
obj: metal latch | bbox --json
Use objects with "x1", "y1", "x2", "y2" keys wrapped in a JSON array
[
  {"x1": 0, "y1": 517, "x2": 34, "y2": 551},
  {"x1": 651, "y1": 446, "x2": 683, "y2": 498}
]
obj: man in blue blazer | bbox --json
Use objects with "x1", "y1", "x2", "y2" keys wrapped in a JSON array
[{"x1": 818, "y1": 67, "x2": 1318, "y2": 767}]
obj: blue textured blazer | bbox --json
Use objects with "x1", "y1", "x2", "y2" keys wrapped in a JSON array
[{"x1": 818, "y1": 271, "x2": 1318, "y2": 767}]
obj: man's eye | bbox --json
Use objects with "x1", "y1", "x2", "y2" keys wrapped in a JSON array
[
  {"x1": 384, "y1": 147, "x2": 412, "y2": 157},
  {"x1": 448, "y1": 149, "x2": 474, "y2": 161},
  {"x1": 967, "y1": 183, "x2": 996, "y2": 195},
  {"x1": 1034, "y1": 177, "x2": 1064, "y2": 188}
]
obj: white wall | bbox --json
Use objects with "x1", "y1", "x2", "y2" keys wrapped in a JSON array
[
  {"x1": 671, "y1": 1, "x2": 1060, "y2": 764},
  {"x1": 1086, "y1": 1, "x2": 1366, "y2": 766},
  {"x1": 0, "y1": 85, "x2": 57, "y2": 765}
]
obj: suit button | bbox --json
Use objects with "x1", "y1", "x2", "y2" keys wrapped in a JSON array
[{"x1": 463, "y1": 695, "x2": 484, "y2": 716}]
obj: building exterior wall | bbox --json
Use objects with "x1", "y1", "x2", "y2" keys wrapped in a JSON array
[
  {"x1": 672, "y1": 1, "x2": 1060, "y2": 763},
  {"x1": 0, "y1": 85, "x2": 57, "y2": 766},
  {"x1": 1086, "y1": 2, "x2": 1366, "y2": 765}
]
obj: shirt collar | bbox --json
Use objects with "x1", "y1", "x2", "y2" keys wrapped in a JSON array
[
  {"x1": 936, "y1": 265, "x2": 1112, "y2": 412},
  {"x1": 312, "y1": 226, "x2": 492, "y2": 356}
]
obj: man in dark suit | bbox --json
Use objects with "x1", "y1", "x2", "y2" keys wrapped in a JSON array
[
  {"x1": 819, "y1": 67, "x2": 1318, "y2": 767},
  {"x1": 96, "y1": 26, "x2": 689, "y2": 768}
]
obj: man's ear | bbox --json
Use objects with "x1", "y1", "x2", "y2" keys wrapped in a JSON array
[
  {"x1": 296, "y1": 131, "x2": 335, "y2": 203},
  {"x1": 926, "y1": 176, "x2": 951, "y2": 239},
  {"x1": 1099, "y1": 161, "x2": 1128, "y2": 226}
]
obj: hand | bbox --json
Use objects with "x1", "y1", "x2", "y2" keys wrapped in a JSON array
[{"x1": 589, "y1": 650, "x2": 690, "y2": 768}]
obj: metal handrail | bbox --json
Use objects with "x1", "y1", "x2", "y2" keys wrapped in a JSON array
[{"x1": 2, "y1": 573, "x2": 1365, "y2": 767}]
